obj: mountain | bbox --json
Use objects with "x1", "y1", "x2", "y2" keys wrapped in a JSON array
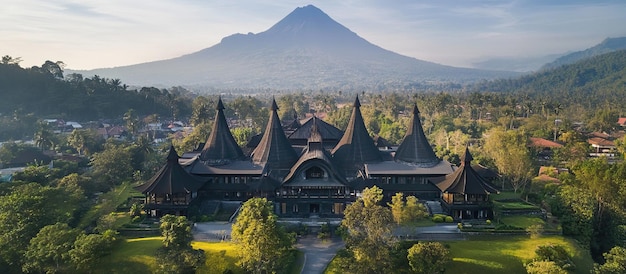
[
  {"x1": 541, "y1": 37, "x2": 626, "y2": 70},
  {"x1": 472, "y1": 49, "x2": 626, "y2": 105},
  {"x1": 74, "y1": 5, "x2": 517, "y2": 91},
  {"x1": 471, "y1": 53, "x2": 564, "y2": 72}
]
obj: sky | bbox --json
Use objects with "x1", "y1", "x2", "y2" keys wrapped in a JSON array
[{"x1": 2, "y1": 0, "x2": 626, "y2": 70}]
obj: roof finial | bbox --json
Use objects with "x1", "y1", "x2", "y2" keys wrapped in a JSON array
[
  {"x1": 216, "y1": 96, "x2": 225, "y2": 110},
  {"x1": 461, "y1": 145, "x2": 473, "y2": 164},
  {"x1": 413, "y1": 103, "x2": 420, "y2": 114},
  {"x1": 354, "y1": 95, "x2": 361, "y2": 108}
]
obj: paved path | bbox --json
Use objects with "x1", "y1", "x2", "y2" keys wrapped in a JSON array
[
  {"x1": 296, "y1": 236, "x2": 344, "y2": 274},
  {"x1": 192, "y1": 222, "x2": 345, "y2": 273}
]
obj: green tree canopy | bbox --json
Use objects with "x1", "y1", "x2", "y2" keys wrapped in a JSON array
[
  {"x1": 340, "y1": 186, "x2": 395, "y2": 273},
  {"x1": 231, "y1": 198, "x2": 294, "y2": 274},
  {"x1": 407, "y1": 242, "x2": 451, "y2": 274},
  {"x1": 160, "y1": 215, "x2": 193, "y2": 250},
  {"x1": 22, "y1": 223, "x2": 79, "y2": 273}
]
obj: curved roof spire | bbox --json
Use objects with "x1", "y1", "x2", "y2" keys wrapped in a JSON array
[
  {"x1": 461, "y1": 145, "x2": 473, "y2": 164},
  {"x1": 200, "y1": 97, "x2": 244, "y2": 161},
  {"x1": 135, "y1": 146, "x2": 204, "y2": 195},
  {"x1": 394, "y1": 103, "x2": 438, "y2": 166},
  {"x1": 331, "y1": 95, "x2": 382, "y2": 168},
  {"x1": 436, "y1": 146, "x2": 499, "y2": 195},
  {"x1": 251, "y1": 98, "x2": 299, "y2": 169}
]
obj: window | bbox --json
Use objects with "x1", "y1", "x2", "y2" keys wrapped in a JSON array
[{"x1": 306, "y1": 166, "x2": 324, "y2": 179}]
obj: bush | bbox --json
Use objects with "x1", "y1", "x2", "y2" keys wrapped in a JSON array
[
  {"x1": 495, "y1": 224, "x2": 524, "y2": 231},
  {"x1": 432, "y1": 216, "x2": 444, "y2": 223},
  {"x1": 486, "y1": 219, "x2": 492, "y2": 225},
  {"x1": 445, "y1": 216, "x2": 454, "y2": 223},
  {"x1": 534, "y1": 243, "x2": 575, "y2": 271},
  {"x1": 526, "y1": 224, "x2": 545, "y2": 239}
]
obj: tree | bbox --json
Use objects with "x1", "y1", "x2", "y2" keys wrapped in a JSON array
[
  {"x1": 1, "y1": 55, "x2": 22, "y2": 65},
  {"x1": 407, "y1": 242, "x2": 451, "y2": 274},
  {"x1": 156, "y1": 215, "x2": 204, "y2": 274},
  {"x1": 389, "y1": 192, "x2": 428, "y2": 225},
  {"x1": 172, "y1": 122, "x2": 211, "y2": 154},
  {"x1": 231, "y1": 198, "x2": 294, "y2": 274},
  {"x1": 534, "y1": 243, "x2": 575, "y2": 271},
  {"x1": 90, "y1": 142, "x2": 134, "y2": 187},
  {"x1": 160, "y1": 215, "x2": 193, "y2": 249},
  {"x1": 482, "y1": 128, "x2": 534, "y2": 193},
  {"x1": 0, "y1": 183, "x2": 79, "y2": 272},
  {"x1": 340, "y1": 186, "x2": 395, "y2": 273},
  {"x1": 593, "y1": 246, "x2": 626, "y2": 274},
  {"x1": 526, "y1": 261, "x2": 567, "y2": 274},
  {"x1": 22, "y1": 223, "x2": 79, "y2": 273},
  {"x1": 123, "y1": 108, "x2": 140, "y2": 138},
  {"x1": 67, "y1": 129, "x2": 100, "y2": 156},
  {"x1": 34, "y1": 122, "x2": 55, "y2": 151},
  {"x1": 70, "y1": 231, "x2": 116, "y2": 271}
]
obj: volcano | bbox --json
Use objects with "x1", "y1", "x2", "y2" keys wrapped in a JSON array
[{"x1": 76, "y1": 5, "x2": 515, "y2": 90}]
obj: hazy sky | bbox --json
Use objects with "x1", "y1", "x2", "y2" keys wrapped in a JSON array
[{"x1": 3, "y1": 0, "x2": 626, "y2": 69}]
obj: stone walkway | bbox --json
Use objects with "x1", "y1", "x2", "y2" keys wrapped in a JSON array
[{"x1": 296, "y1": 235, "x2": 344, "y2": 274}]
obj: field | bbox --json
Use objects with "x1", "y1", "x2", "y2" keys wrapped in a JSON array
[
  {"x1": 446, "y1": 235, "x2": 593, "y2": 274},
  {"x1": 324, "y1": 235, "x2": 593, "y2": 274},
  {"x1": 94, "y1": 237, "x2": 302, "y2": 274}
]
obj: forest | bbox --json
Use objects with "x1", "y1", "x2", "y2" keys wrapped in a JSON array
[{"x1": 0, "y1": 50, "x2": 625, "y2": 273}]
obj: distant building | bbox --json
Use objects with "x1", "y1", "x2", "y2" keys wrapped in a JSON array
[{"x1": 137, "y1": 96, "x2": 498, "y2": 220}]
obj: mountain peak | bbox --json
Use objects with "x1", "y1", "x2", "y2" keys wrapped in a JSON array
[{"x1": 264, "y1": 4, "x2": 351, "y2": 37}]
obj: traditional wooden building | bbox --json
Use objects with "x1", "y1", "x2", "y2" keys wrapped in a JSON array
[
  {"x1": 134, "y1": 146, "x2": 204, "y2": 217},
  {"x1": 140, "y1": 96, "x2": 464, "y2": 218},
  {"x1": 435, "y1": 147, "x2": 499, "y2": 220}
]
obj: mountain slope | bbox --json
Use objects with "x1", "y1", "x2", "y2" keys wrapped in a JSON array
[
  {"x1": 541, "y1": 37, "x2": 626, "y2": 70},
  {"x1": 472, "y1": 50, "x2": 626, "y2": 104},
  {"x1": 76, "y1": 5, "x2": 516, "y2": 91}
]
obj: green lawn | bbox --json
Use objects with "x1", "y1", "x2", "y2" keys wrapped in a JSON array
[
  {"x1": 94, "y1": 237, "x2": 162, "y2": 274},
  {"x1": 493, "y1": 200, "x2": 540, "y2": 210},
  {"x1": 94, "y1": 237, "x2": 302, "y2": 274},
  {"x1": 491, "y1": 191, "x2": 521, "y2": 201},
  {"x1": 446, "y1": 235, "x2": 593, "y2": 274},
  {"x1": 499, "y1": 215, "x2": 546, "y2": 229},
  {"x1": 324, "y1": 235, "x2": 593, "y2": 274}
]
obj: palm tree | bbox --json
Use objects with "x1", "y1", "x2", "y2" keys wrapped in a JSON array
[{"x1": 34, "y1": 122, "x2": 54, "y2": 151}]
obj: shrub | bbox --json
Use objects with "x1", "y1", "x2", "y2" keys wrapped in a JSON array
[
  {"x1": 486, "y1": 219, "x2": 492, "y2": 225},
  {"x1": 432, "y1": 216, "x2": 444, "y2": 223},
  {"x1": 526, "y1": 224, "x2": 545, "y2": 239},
  {"x1": 445, "y1": 216, "x2": 453, "y2": 223},
  {"x1": 534, "y1": 243, "x2": 575, "y2": 271}
]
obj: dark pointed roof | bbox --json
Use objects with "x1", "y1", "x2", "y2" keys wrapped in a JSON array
[
  {"x1": 394, "y1": 104, "x2": 438, "y2": 166},
  {"x1": 284, "y1": 111, "x2": 302, "y2": 131},
  {"x1": 288, "y1": 115, "x2": 343, "y2": 141},
  {"x1": 251, "y1": 98, "x2": 299, "y2": 169},
  {"x1": 199, "y1": 97, "x2": 244, "y2": 162},
  {"x1": 283, "y1": 123, "x2": 347, "y2": 185},
  {"x1": 135, "y1": 146, "x2": 204, "y2": 194},
  {"x1": 331, "y1": 96, "x2": 382, "y2": 168},
  {"x1": 436, "y1": 147, "x2": 499, "y2": 195}
]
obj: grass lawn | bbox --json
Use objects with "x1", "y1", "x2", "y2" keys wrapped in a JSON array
[
  {"x1": 493, "y1": 200, "x2": 540, "y2": 210},
  {"x1": 499, "y1": 215, "x2": 546, "y2": 228},
  {"x1": 491, "y1": 191, "x2": 521, "y2": 201},
  {"x1": 446, "y1": 235, "x2": 593, "y2": 274},
  {"x1": 324, "y1": 235, "x2": 593, "y2": 274},
  {"x1": 94, "y1": 237, "x2": 162, "y2": 274},
  {"x1": 94, "y1": 238, "x2": 302, "y2": 274}
]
